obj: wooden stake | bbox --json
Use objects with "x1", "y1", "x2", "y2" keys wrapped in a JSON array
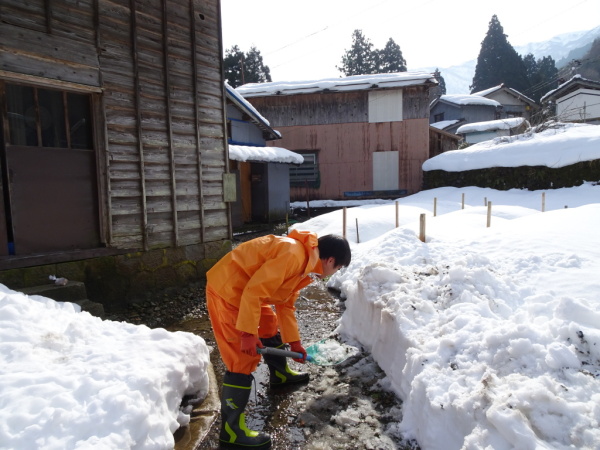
[
  {"x1": 356, "y1": 218, "x2": 360, "y2": 243},
  {"x1": 419, "y1": 214, "x2": 426, "y2": 242},
  {"x1": 433, "y1": 197, "x2": 437, "y2": 217},
  {"x1": 542, "y1": 192, "x2": 546, "y2": 212},
  {"x1": 395, "y1": 201, "x2": 399, "y2": 228},
  {"x1": 484, "y1": 197, "x2": 487, "y2": 206},
  {"x1": 487, "y1": 201, "x2": 492, "y2": 228},
  {"x1": 461, "y1": 193, "x2": 465, "y2": 210},
  {"x1": 305, "y1": 180, "x2": 310, "y2": 219},
  {"x1": 343, "y1": 207, "x2": 347, "y2": 239}
]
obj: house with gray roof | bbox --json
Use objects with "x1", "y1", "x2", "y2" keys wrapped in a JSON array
[
  {"x1": 472, "y1": 84, "x2": 539, "y2": 122},
  {"x1": 430, "y1": 94, "x2": 502, "y2": 135},
  {"x1": 541, "y1": 75, "x2": 600, "y2": 124},
  {"x1": 236, "y1": 72, "x2": 438, "y2": 200},
  {"x1": 225, "y1": 83, "x2": 302, "y2": 227}
]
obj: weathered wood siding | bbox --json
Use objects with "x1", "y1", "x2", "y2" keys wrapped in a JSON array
[
  {"x1": 251, "y1": 86, "x2": 431, "y2": 200},
  {"x1": 98, "y1": 0, "x2": 228, "y2": 249},
  {"x1": 275, "y1": 119, "x2": 429, "y2": 201},
  {"x1": 1, "y1": 0, "x2": 229, "y2": 252},
  {"x1": 429, "y1": 127, "x2": 460, "y2": 159}
]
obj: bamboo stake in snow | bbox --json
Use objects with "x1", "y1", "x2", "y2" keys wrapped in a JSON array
[
  {"x1": 484, "y1": 197, "x2": 488, "y2": 206},
  {"x1": 487, "y1": 201, "x2": 492, "y2": 228},
  {"x1": 419, "y1": 214, "x2": 426, "y2": 242},
  {"x1": 356, "y1": 218, "x2": 360, "y2": 243},
  {"x1": 343, "y1": 207, "x2": 347, "y2": 239},
  {"x1": 395, "y1": 201, "x2": 399, "y2": 228},
  {"x1": 462, "y1": 193, "x2": 465, "y2": 210},
  {"x1": 433, "y1": 197, "x2": 437, "y2": 217}
]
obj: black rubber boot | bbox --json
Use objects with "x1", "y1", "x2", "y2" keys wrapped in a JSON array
[
  {"x1": 260, "y1": 333, "x2": 310, "y2": 386},
  {"x1": 219, "y1": 371, "x2": 271, "y2": 449}
]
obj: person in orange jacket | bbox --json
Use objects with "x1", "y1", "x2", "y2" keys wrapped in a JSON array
[{"x1": 206, "y1": 230, "x2": 351, "y2": 450}]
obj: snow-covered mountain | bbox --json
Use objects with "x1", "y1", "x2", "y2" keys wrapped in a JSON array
[{"x1": 416, "y1": 26, "x2": 600, "y2": 95}]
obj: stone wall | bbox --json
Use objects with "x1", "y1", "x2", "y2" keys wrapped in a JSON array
[
  {"x1": 0, "y1": 240, "x2": 232, "y2": 312},
  {"x1": 423, "y1": 159, "x2": 600, "y2": 191}
]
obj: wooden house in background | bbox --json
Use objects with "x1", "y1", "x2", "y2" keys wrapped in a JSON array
[
  {"x1": 430, "y1": 94, "x2": 502, "y2": 135},
  {"x1": 429, "y1": 126, "x2": 461, "y2": 158},
  {"x1": 541, "y1": 75, "x2": 600, "y2": 124},
  {"x1": 0, "y1": 0, "x2": 232, "y2": 310},
  {"x1": 225, "y1": 83, "x2": 302, "y2": 227},
  {"x1": 472, "y1": 84, "x2": 538, "y2": 122},
  {"x1": 236, "y1": 72, "x2": 438, "y2": 201}
]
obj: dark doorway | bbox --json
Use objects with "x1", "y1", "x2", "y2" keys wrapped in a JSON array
[{"x1": 1, "y1": 82, "x2": 100, "y2": 255}]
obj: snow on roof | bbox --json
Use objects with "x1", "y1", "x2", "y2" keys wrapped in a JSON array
[
  {"x1": 431, "y1": 119, "x2": 461, "y2": 130},
  {"x1": 472, "y1": 84, "x2": 536, "y2": 105},
  {"x1": 471, "y1": 84, "x2": 503, "y2": 97},
  {"x1": 236, "y1": 72, "x2": 437, "y2": 98},
  {"x1": 225, "y1": 82, "x2": 272, "y2": 128},
  {"x1": 229, "y1": 145, "x2": 304, "y2": 164},
  {"x1": 423, "y1": 122, "x2": 600, "y2": 172},
  {"x1": 438, "y1": 94, "x2": 501, "y2": 107},
  {"x1": 457, "y1": 117, "x2": 527, "y2": 134},
  {"x1": 540, "y1": 74, "x2": 600, "y2": 103}
]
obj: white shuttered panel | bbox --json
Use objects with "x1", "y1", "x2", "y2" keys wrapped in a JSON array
[
  {"x1": 373, "y1": 151, "x2": 399, "y2": 190},
  {"x1": 368, "y1": 90, "x2": 403, "y2": 123}
]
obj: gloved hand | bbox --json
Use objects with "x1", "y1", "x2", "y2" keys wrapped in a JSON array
[
  {"x1": 240, "y1": 332, "x2": 263, "y2": 357},
  {"x1": 289, "y1": 340, "x2": 307, "y2": 363}
]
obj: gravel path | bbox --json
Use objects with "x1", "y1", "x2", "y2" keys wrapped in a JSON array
[{"x1": 107, "y1": 279, "x2": 418, "y2": 450}]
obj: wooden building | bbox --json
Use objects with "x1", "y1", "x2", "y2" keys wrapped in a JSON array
[
  {"x1": 541, "y1": 75, "x2": 600, "y2": 124},
  {"x1": 0, "y1": 0, "x2": 232, "y2": 309},
  {"x1": 429, "y1": 126, "x2": 461, "y2": 158},
  {"x1": 236, "y1": 73, "x2": 438, "y2": 201},
  {"x1": 225, "y1": 83, "x2": 302, "y2": 227},
  {"x1": 430, "y1": 94, "x2": 502, "y2": 135},
  {"x1": 472, "y1": 84, "x2": 538, "y2": 122}
]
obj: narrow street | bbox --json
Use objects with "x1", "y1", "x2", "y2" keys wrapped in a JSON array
[
  {"x1": 106, "y1": 227, "x2": 421, "y2": 449},
  {"x1": 187, "y1": 281, "x2": 419, "y2": 450}
]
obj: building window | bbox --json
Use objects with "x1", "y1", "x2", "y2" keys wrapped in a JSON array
[
  {"x1": 434, "y1": 112, "x2": 444, "y2": 122},
  {"x1": 6, "y1": 84, "x2": 93, "y2": 149},
  {"x1": 289, "y1": 152, "x2": 320, "y2": 188},
  {"x1": 1, "y1": 82, "x2": 100, "y2": 256}
]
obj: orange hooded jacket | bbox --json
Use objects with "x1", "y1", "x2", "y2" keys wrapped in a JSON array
[{"x1": 206, "y1": 229, "x2": 322, "y2": 343}]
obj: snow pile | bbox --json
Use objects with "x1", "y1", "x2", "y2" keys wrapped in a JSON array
[
  {"x1": 0, "y1": 285, "x2": 210, "y2": 449},
  {"x1": 424, "y1": 123, "x2": 600, "y2": 172},
  {"x1": 292, "y1": 183, "x2": 600, "y2": 449}
]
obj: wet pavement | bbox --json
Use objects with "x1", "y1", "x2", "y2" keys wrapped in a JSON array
[{"x1": 176, "y1": 281, "x2": 420, "y2": 450}]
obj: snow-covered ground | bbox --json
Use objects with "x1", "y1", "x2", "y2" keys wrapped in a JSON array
[
  {"x1": 1, "y1": 122, "x2": 599, "y2": 449},
  {"x1": 288, "y1": 123, "x2": 600, "y2": 449},
  {"x1": 0, "y1": 290, "x2": 210, "y2": 449},
  {"x1": 292, "y1": 183, "x2": 600, "y2": 449}
]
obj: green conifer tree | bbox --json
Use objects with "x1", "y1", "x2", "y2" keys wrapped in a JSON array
[
  {"x1": 470, "y1": 15, "x2": 530, "y2": 94},
  {"x1": 433, "y1": 69, "x2": 446, "y2": 95},
  {"x1": 338, "y1": 29, "x2": 378, "y2": 76},
  {"x1": 223, "y1": 45, "x2": 272, "y2": 88},
  {"x1": 377, "y1": 38, "x2": 407, "y2": 73},
  {"x1": 223, "y1": 45, "x2": 245, "y2": 88},
  {"x1": 531, "y1": 56, "x2": 558, "y2": 102}
]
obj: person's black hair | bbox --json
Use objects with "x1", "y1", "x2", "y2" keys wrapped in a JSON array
[{"x1": 318, "y1": 234, "x2": 351, "y2": 267}]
